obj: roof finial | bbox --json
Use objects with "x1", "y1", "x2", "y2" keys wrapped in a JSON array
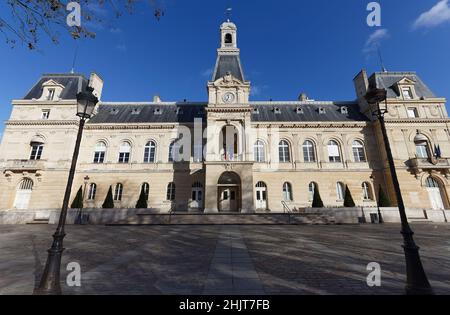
[
  {"x1": 377, "y1": 45, "x2": 388, "y2": 73},
  {"x1": 226, "y1": 7, "x2": 232, "y2": 22}
]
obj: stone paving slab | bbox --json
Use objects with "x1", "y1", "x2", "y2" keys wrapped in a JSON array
[{"x1": 0, "y1": 224, "x2": 449, "y2": 295}]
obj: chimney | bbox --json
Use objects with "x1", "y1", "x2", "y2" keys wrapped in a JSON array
[
  {"x1": 298, "y1": 93, "x2": 308, "y2": 101},
  {"x1": 89, "y1": 72, "x2": 104, "y2": 100},
  {"x1": 153, "y1": 95, "x2": 162, "y2": 103},
  {"x1": 353, "y1": 69, "x2": 369, "y2": 100}
]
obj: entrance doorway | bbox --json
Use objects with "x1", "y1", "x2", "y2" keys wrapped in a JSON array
[
  {"x1": 13, "y1": 178, "x2": 33, "y2": 209},
  {"x1": 426, "y1": 177, "x2": 446, "y2": 210},
  {"x1": 255, "y1": 181, "x2": 268, "y2": 210},
  {"x1": 191, "y1": 182, "x2": 204, "y2": 209},
  {"x1": 218, "y1": 172, "x2": 241, "y2": 212}
]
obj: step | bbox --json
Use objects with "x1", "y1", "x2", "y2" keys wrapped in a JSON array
[{"x1": 27, "y1": 219, "x2": 49, "y2": 225}]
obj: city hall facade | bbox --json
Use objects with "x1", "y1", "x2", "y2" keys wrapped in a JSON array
[{"x1": 1, "y1": 21, "x2": 450, "y2": 220}]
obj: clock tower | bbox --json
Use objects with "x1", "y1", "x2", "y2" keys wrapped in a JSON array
[{"x1": 207, "y1": 19, "x2": 251, "y2": 106}]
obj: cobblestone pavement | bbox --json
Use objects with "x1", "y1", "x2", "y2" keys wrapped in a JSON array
[{"x1": 0, "y1": 223, "x2": 449, "y2": 295}]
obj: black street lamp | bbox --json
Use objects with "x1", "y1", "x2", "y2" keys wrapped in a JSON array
[
  {"x1": 34, "y1": 86, "x2": 98, "y2": 295},
  {"x1": 365, "y1": 88, "x2": 433, "y2": 295}
]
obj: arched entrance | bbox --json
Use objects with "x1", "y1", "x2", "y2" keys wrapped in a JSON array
[
  {"x1": 425, "y1": 177, "x2": 447, "y2": 210},
  {"x1": 255, "y1": 181, "x2": 268, "y2": 210},
  {"x1": 218, "y1": 172, "x2": 241, "y2": 212},
  {"x1": 13, "y1": 178, "x2": 34, "y2": 209}
]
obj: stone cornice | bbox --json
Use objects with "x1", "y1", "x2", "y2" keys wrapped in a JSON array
[
  {"x1": 251, "y1": 121, "x2": 369, "y2": 129},
  {"x1": 386, "y1": 98, "x2": 446, "y2": 104},
  {"x1": 5, "y1": 120, "x2": 79, "y2": 126},
  {"x1": 85, "y1": 123, "x2": 178, "y2": 130},
  {"x1": 384, "y1": 118, "x2": 450, "y2": 124},
  {"x1": 11, "y1": 100, "x2": 77, "y2": 105},
  {"x1": 206, "y1": 106, "x2": 252, "y2": 112}
]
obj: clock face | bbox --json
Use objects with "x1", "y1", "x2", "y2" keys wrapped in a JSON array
[{"x1": 222, "y1": 92, "x2": 236, "y2": 103}]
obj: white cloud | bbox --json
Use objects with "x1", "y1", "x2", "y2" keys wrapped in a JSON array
[
  {"x1": 413, "y1": 0, "x2": 450, "y2": 29},
  {"x1": 363, "y1": 29, "x2": 389, "y2": 54},
  {"x1": 250, "y1": 84, "x2": 268, "y2": 97}
]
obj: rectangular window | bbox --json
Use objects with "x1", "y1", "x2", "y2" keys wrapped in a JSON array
[
  {"x1": 118, "y1": 152, "x2": 130, "y2": 163},
  {"x1": 93, "y1": 151, "x2": 105, "y2": 164},
  {"x1": 407, "y1": 108, "x2": 419, "y2": 118},
  {"x1": 402, "y1": 88, "x2": 413, "y2": 100},
  {"x1": 30, "y1": 144, "x2": 43, "y2": 160},
  {"x1": 47, "y1": 89, "x2": 55, "y2": 100},
  {"x1": 41, "y1": 110, "x2": 50, "y2": 120}
]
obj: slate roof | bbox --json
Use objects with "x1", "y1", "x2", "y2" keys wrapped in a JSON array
[
  {"x1": 23, "y1": 74, "x2": 88, "y2": 100},
  {"x1": 88, "y1": 103, "x2": 207, "y2": 124},
  {"x1": 369, "y1": 72, "x2": 436, "y2": 99},
  {"x1": 212, "y1": 55, "x2": 245, "y2": 82},
  {"x1": 88, "y1": 101, "x2": 368, "y2": 124}
]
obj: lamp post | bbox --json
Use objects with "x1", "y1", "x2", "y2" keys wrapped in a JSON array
[
  {"x1": 34, "y1": 86, "x2": 98, "y2": 295},
  {"x1": 78, "y1": 175, "x2": 90, "y2": 225},
  {"x1": 365, "y1": 88, "x2": 433, "y2": 295}
]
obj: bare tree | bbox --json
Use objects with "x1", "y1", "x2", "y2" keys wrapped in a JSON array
[{"x1": 0, "y1": 0, "x2": 164, "y2": 49}]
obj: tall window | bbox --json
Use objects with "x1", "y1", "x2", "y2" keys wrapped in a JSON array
[
  {"x1": 303, "y1": 140, "x2": 316, "y2": 162},
  {"x1": 144, "y1": 141, "x2": 156, "y2": 163},
  {"x1": 87, "y1": 183, "x2": 97, "y2": 200},
  {"x1": 308, "y1": 182, "x2": 316, "y2": 201},
  {"x1": 254, "y1": 140, "x2": 265, "y2": 162},
  {"x1": 118, "y1": 141, "x2": 131, "y2": 163},
  {"x1": 279, "y1": 140, "x2": 291, "y2": 163},
  {"x1": 282, "y1": 182, "x2": 293, "y2": 202},
  {"x1": 93, "y1": 141, "x2": 107, "y2": 164},
  {"x1": 141, "y1": 182, "x2": 150, "y2": 201},
  {"x1": 415, "y1": 142, "x2": 429, "y2": 158},
  {"x1": 114, "y1": 183, "x2": 123, "y2": 201},
  {"x1": 352, "y1": 140, "x2": 367, "y2": 162},
  {"x1": 362, "y1": 182, "x2": 372, "y2": 200},
  {"x1": 328, "y1": 140, "x2": 341, "y2": 163},
  {"x1": 402, "y1": 87, "x2": 413, "y2": 100},
  {"x1": 336, "y1": 182, "x2": 345, "y2": 200},
  {"x1": 47, "y1": 88, "x2": 55, "y2": 100},
  {"x1": 30, "y1": 143, "x2": 44, "y2": 160},
  {"x1": 167, "y1": 182, "x2": 176, "y2": 201}
]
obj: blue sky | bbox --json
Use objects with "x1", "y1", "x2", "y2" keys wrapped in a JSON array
[{"x1": 0, "y1": 0, "x2": 449, "y2": 135}]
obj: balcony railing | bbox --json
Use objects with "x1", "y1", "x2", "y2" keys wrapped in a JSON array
[
  {"x1": 408, "y1": 157, "x2": 450, "y2": 170},
  {"x1": 3, "y1": 159, "x2": 44, "y2": 171}
]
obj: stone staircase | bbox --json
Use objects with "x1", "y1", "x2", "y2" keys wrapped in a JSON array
[{"x1": 107, "y1": 212, "x2": 336, "y2": 226}]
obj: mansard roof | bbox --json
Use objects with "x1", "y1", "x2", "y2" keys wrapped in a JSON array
[
  {"x1": 369, "y1": 72, "x2": 436, "y2": 99},
  {"x1": 87, "y1": 101, "x2": 368, "y2": 124},
  {"x1": 212, "y1": 55, "x2": 245, "y2": 82},
  {"x1": 23, "y1": 73, "x2": 88, "y2": 100},
  {"x1": 250, "y1": 102, "x2": 368, "y2": 122}
]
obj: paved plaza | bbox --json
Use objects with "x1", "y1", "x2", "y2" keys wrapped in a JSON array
[{"x1": 0, "y1": 223, "x2": 449, "y2": 295}]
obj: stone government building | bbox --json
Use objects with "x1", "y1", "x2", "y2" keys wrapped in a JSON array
[{"x1": 1, "y1": 20, "x2": 449, "y2": 223}]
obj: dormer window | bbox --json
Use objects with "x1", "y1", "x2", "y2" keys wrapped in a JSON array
[
  {"x1": 253, "y1": 108, "x2": 260, "y2": 114},
  {"x1": 340, "y1": 107, "x2": 348, "y2": 115},
  {"x1": 110, "y1": 109, "x2": 119, "y2": 115},
  {"x1": 47, "y1": 88, "x2": 55, "y2": 100},
  {"x1": 225, "y1": 33, "x2": 232, "y2": 44},
  {"x1": 407, "y1": 107, "x2": 419, "y2": 118},
  {"x1": 273, "y1": 107, "x2": 281, "y2": 114},
  {"x1": 154, "y1": 108, "x2": 162, "y2": 115},
  {"x1": 319, "y1": 108, "x2": 326, "y2": 114},
  {"x1": 41, "y1": 109, "x2": 50, "y2": 120},
  {"x1": 131, "y1": 108, "x2": 141, "y2": 115},
  {"x1": 176, "y1": 108, "x2": 183, "y2": 115},
  {"x1": 402, "y1": 87, "x2": 413, "y2": 100},
  {"x1": 296, "y1": 107, "x2": 304, "y2": 114}
]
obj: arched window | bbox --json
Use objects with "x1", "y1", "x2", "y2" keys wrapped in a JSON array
[
  {"x1": 352, "y1": 140, "x2": 367, "y2": 162},
  {"x1": 141, "y1": 182, "x2": 150, "y2": 201},
  {"x1": 118, "y1": 142, "x2": 131, "y2": 163},
  {"x1": 362, "y1": 182, "x2": 372, "y2": 200},
  {"x1": 13, "y1": 178, "x2": 34, "y2": 209},
  {"x1": 302, "y1": 140, "x2": 316, "y2": 163},
  {"x1": 30, "y1": 142, "x2": 44, "y2": 160},
  {"x1": 414, "y1": 134, "x2": 430, "y2": 159},
  {"x1": 328, "y1": 140, "x2": 341, "y2": 163},
  {"x1": 114, "y1": 183, "x2": 123, "y2": 201},
  {"x1": 144, "y1": 141, "x2": 156, "y2": 163},
  {"x1": 87, "y1": 183, "x2": 97, "y2": 200},
  {"x1": 167, "y1": 182, "x2": 176, "y2": 201},
  {"x1": 425, "y1": 177, "x2": 439, "y2": 188},
  {"x1": 19, "y1": 178, "x2": 34, "y2": 190},
  {"x1": 308, "y1": 182, "x2": 316, "y2": 201},
  {"x1": 279, "y1": 140, "x2": 291, "y2": 163},
  {"x1": 93, "y1": 141, "x2": 107, "y2": 164},
  {"x1": 225, "y1": 33, "x2": 232, "y2": 44},
  {"x1": 282, "y1": 182, "x2": 293, "y2": 202},
  {"x1": 336, "y1": 182, "x2": 345, "y2": 200},
  {"x1": 254, "y1": 140, "x2": 265, "y2": 162}
]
